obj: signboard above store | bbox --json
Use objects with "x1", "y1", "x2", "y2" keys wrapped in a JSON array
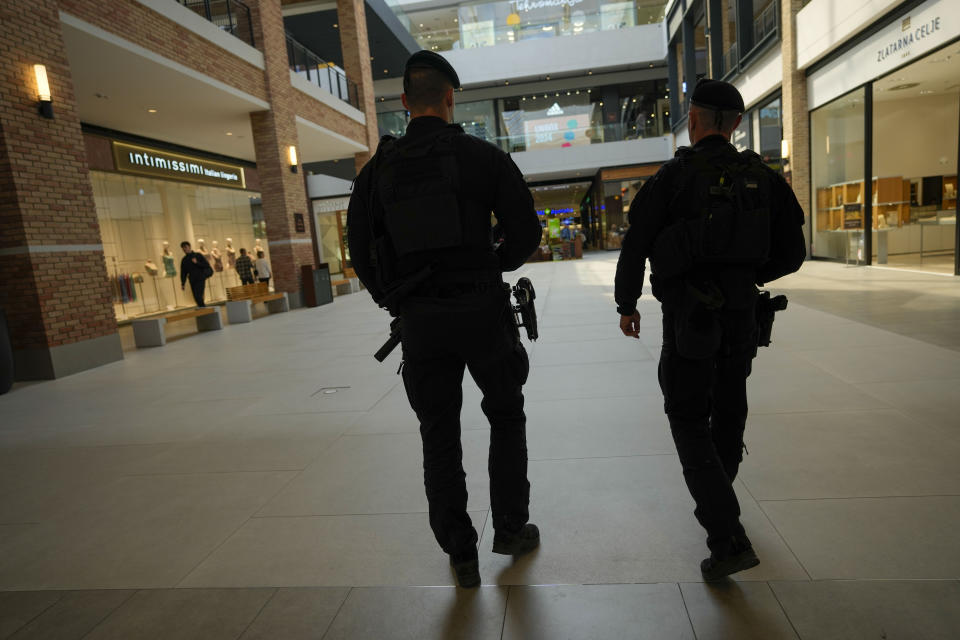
[
  {"x1": 808, "y1": 0, "x2": 959, "y2": 109},
  {"x1": 112, "y1": 141, "x2": 246, "y2": 190}
]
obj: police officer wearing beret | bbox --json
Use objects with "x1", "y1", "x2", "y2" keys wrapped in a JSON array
[
  {"x1": 614, "y1": 79, "x2": 806, "y2": 580},
  {"x1": 347, "y1": 51, "x2": 543, "y2": 588}
]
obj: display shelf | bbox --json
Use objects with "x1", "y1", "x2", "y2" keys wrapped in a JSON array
[{"x1": 816, "y1": 177, "x2": 912, "y2": 231}]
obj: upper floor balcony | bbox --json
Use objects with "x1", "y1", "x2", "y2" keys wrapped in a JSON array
[
  {"x1": 176, "y1": 0, "x2": 256, "y2": 47},
  {"x1": 389, "y1": 0, "x2": 667, "y2": 51}
]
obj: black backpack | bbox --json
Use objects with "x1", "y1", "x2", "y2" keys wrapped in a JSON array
[{"x1": 652, "y1": 148, "x2": 772, "y2": 279}]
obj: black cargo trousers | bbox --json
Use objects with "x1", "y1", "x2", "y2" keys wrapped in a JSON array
[
  {"x1": 658, "y1": 297, "x2": 757, "y2": 556},
  {"x1": 399, "y1": 285, "x2": 531, "y2": 557}
]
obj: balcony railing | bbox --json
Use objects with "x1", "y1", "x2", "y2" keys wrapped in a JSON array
[
  {"x1": 287, "y1": 35, "x2": 360, "y2": 110},
  {"x1": 753, "y1": 3, "x2": 777, "y2": 47},
  {"x1": 177, "y1": 0, "x2": 255, "y2": 48}
]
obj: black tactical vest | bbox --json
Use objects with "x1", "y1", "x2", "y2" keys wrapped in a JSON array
[
  {"x1": 375, "y1": 128, "x2": 492, "y2": 260},
  {"x1": 651, "y1": 146, "x2": 773, "y2": 280}
]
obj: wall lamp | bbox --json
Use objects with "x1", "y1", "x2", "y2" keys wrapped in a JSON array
[
  {"x1": 34, "y1": 65, "x2": 53, "y2": 119},
  {"x1": 288, "y1": 145, "x2": 298, "y2": 173},
  {"x1": 780, "y1": 139, "x2": 790, "y2": 159}
]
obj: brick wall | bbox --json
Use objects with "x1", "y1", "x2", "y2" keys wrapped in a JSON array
[
  {"x1": 781, "y1": 0, "x2": 811, "y2": 226},
  {"x1": 0, "y1": 0, "x2": 116, "y2": 352},
  {"x1": 248, "y1": 0, "x2": 313, "y2": 296},
  {"x1": 58, "y1": 0, "x2": 268, "y2": 103},
  {"x1": 337, "y1": 0, "x2": 379, "y2": 172}
]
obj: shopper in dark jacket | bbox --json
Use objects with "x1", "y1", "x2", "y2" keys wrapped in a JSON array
[{"x1": 180, "y1": 241, "x2": 212, "y2": 307}]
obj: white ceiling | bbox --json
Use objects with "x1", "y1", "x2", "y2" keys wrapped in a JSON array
[
  {"x1": 61, "y1": 18, "x2": 365, "y2": 165},
  {"x1": 874, "y1": 44, "x2": 960, "y2": 102}
]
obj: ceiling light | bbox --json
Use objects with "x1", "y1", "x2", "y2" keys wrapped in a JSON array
[
  {"x1": 542, "y1": 24, "x2": 553, "y2": 31},
  {"x1": 587, "y1": 70, "x2": 593, "y2": 75},
  {"x1": 545, "y1": 75, "x2": 550, "y2": 80},
  {"x1": 333, "y1": 23, "x2": 338, "y2": 28},
  {"x1": 147, "y1": 108, "x2": 157, "y2": 113},
  {"x1": 419, "y1": 23, "x2": 424, "y2": 27},
  {"x1": 225, "y1": 131, "x2": 233, "y2": 136}
]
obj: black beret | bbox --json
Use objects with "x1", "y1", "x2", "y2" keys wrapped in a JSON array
[
  {"x1": 404, "y1": 50, "x2": 461, "y2": 89},
  {"x1": 690, "y1": 79, "x2": 745, "y2": 112}
]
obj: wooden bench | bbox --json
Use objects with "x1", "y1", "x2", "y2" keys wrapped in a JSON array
[
  {"x1": 131, "y1": 307, "x2": 222, "y2": 348},
  {"x1": 331, "y1": 267, "x2": 361, "y2": 296},
  {"x1": 225, "y1": 282, "x2": 289, "y2": 324}
]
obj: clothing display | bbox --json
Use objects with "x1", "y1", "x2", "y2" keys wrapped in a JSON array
[
  {"x1": 211, "y1": 249, "x2": 223, "y2": 272},
  {"x1": 112, "y1": 273, "x2": 138, "y2": 303},
  {"x1": 225, "y1": 240, "x2": 237, "y2": 269},
  {"x1": 162, "y1": 253, "x2": 176, "y2": 277},
  {"x1": 144, "y1": 260, "x2": 159, "y2": 276}
]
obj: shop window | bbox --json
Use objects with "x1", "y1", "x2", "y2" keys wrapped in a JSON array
[
  {"x1": 870, "y1": 48, "x2": 959, "y2": 274},
  {"x1": 810, "y1": 89, "x2": 866, "y2": 262},
  {"x1": 757, "y1": 97, "x2": 781, "y2": 171},
  {"x1": 675, "y1": 38, "x2": 687, "y2": 114},
  {"x1": 720, "y1": 0, "x2": 738, "y2": 75},
  {"x1": 751, "y1": 0, "x2": 776, "y2": 47},
  {"x1": 497, "y1": 90, "x2": 602, "y2": 152},
  {"x1": 454, "y1": 100, "x2": 498, "y2": 143},
  {"x1": 693, "y1": 11, "x2": 708, "y2": 85},
  {"x1": 92, "y1": 172, "x2": 263, "y2": 320}
]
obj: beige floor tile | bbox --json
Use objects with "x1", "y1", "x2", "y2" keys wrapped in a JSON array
[
  {"x1": 239, "y1": 587, "x2": 349, "y2": 640},
  {"x1": 739, "y1": 409, "x2": 960, "y2": 499},
  {"x1": 770, "y1": 580, "x2": 960, "y2": 640},
  {"x1": 795, "y1": 344, "x2": 960, "y2": 384},
  {"x1": 323, "y1": 586, "x2": 507, "y2": 640},
  {"x1": 0, "y1": 472, "x2": 294, "y2": 590},
  {"x1": 477, "y1": 456, "x2": 807, "y2": 585},
  {"x1": 0, "y1": 591, "x2": 62, "y2": 639},
  {"x1": 4, "y1": 590, "x2": 134, "y2": 640},
  {"x1": 761, "y1": 496, "x2": 960, "y2": 579},
  {"x1": 525, "y1": 396, "x2": 675, "y2": 460},
  {"x1": 853, "y1": 377, "x2": 960, "y2": 432},
  {"x1": 679, "y1": 581, "x2": 799, "y2": 640},
  {"x1": 179, "y1": 511, "x2": 488, "y2": 587},
  {"x1": 529, "y1": 337, "x2": 654, "y2": 367},
  {"x1": 84, "y1": 588, "x2": 274, "y2": 640},
  {"x1": 503, "y1": 583, "x2": 694, "y2": 640},
  {"x1": 256, "y1": 432, "x2": 490, "y2": 516}
]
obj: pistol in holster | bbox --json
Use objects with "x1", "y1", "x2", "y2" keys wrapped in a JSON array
[
  {"x1": 511, "y1": 277, "x2": 539, "y2": 341},
  {"x1": 755, "y1": 291, "x2": 788, "y2": 347}
]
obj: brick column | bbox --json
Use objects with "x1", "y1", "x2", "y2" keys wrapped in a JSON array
[
  {"x1": 248, "y1": 0, "x2": 312, "y2": 306},
  {"x1": 0, "y1": 0, "x2": 122, "y2": 380},
  {"x1": 781, "y1": 0, "x2": 811, "y2": 240},
  {"x1": 337, "y1": 0, "x2": 379, "y2": 172}
]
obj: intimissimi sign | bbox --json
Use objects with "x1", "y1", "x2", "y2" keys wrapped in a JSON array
[{"x1": 112, "y1": 142, "x2": 246, "y2": 189}]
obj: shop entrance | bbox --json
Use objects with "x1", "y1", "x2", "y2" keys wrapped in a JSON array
[
  {"x1": 811, "y1": 41, "x2": 960, "y2": 275},
  {"x1": 528, "y1": 181, "x2": 592, "y2": 261}
]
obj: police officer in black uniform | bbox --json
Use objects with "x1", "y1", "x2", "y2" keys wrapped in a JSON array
[
  {"x1": 614, "y1": 79, "x2": 806, "y2": 580},
  {"x1": 347, "y1": 51, "x2": 543, "y2": 588}
]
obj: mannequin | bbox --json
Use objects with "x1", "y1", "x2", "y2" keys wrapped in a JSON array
[
  {"x1": 210, "y1": 240, "x2": 224, "y2": 273},
  {"x1": 253, "y1": 239, "x2": 264, "y2": 259},
  {"x1": 225, "y1": 237, "x2": 237, "y2": 269},
  {"x1": 161, "y1": 241, "x2": 176, "y2": 277},
  {"x1": 197, "y1": 238, "x2": 209, "y2": 260}
]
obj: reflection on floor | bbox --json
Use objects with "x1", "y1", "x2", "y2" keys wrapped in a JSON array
[
  {"x1": 2, "y1": 255, "x2": 960, "y2": 639},
  {"x1": 878, "y1": 251, "x2": 955, "y2": 275}
]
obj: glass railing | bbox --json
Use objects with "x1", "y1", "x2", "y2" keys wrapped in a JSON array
[
  {"x1": 177, "y1": 0, "x2": 255, "y2": 48},
  {"x1": 752, "y1": 2, "x2": 777, "y2": 46},
  {"x1": 405, "y1": 0, "x2": 668, "y2": 52},
  {"x1": 286, "y1": 35, "x2": 360, "y2": 109}
]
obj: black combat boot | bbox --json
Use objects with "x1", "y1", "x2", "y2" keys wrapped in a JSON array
[
  {"x1": 492, "y1": 523, "x2": 540, "y2": 556},
  {"x1": 450, "y1": 551, "x2": 480, "y2": 588},
  {"x1": 700, "y1": 536, "x2": 759, "y2": 581}
]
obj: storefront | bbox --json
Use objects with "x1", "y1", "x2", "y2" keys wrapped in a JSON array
[
  {"x1": 312, "y1": 195, "x2": 352, "y2": 277},
  {"x1": 732, "y1": 92, "x2": 783, "y2": 172},
  {"x1": 807, "y1": 0, "x2": 960, "y2": 275},
  {"x1": 582, "y1": 163, "x2": 661, "y2": 249},
  {"x1": 85, "y1": 134, "x2": 265, "y2": 320}
]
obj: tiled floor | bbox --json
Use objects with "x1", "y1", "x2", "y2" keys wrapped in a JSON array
[{"x1": 2, "y1": 255, "x2": 959, "y2": 639}]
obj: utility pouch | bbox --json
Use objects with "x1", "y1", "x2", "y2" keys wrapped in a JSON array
[{"x1": 673, "y1": 281, "x2": 725, "y2": 359}]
